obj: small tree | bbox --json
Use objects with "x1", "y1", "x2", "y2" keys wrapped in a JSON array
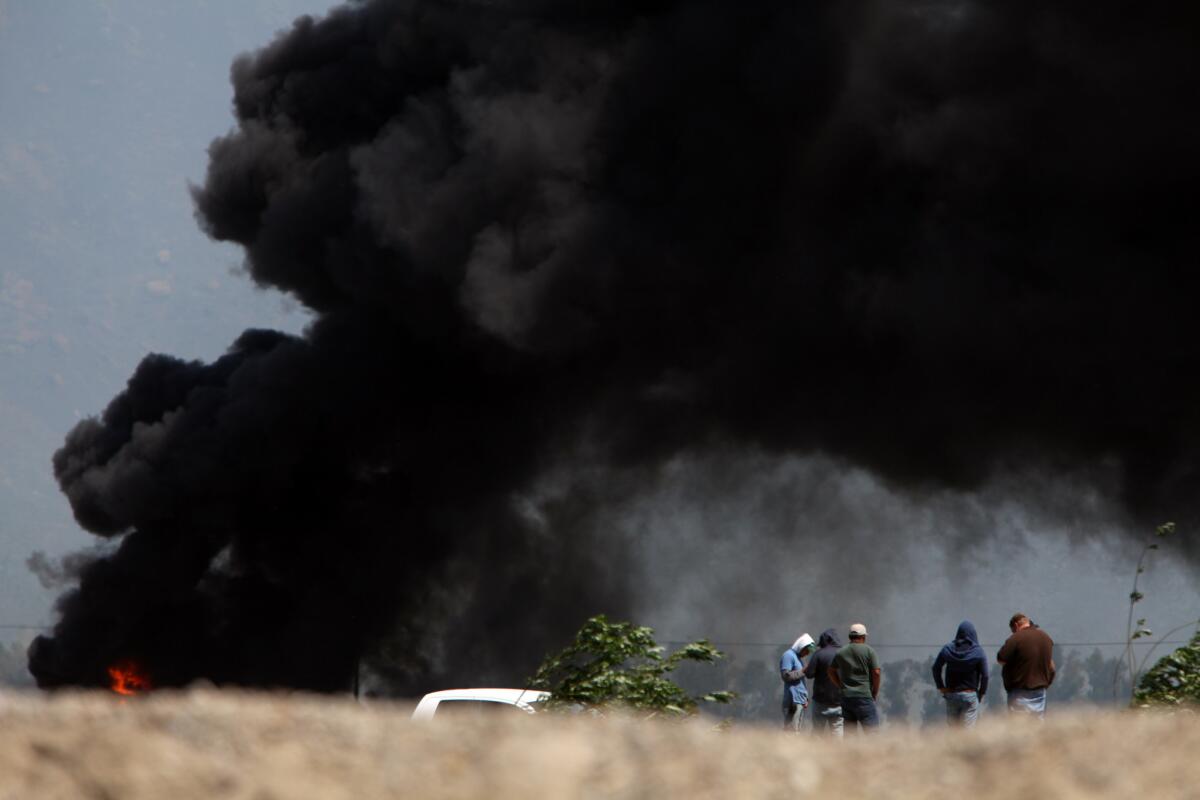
[
  {"x1": 529, "y1": 614, "x2": 735, "y2": 717},
  {"x1": 1134, "y1": 629, "x2": 1200, "y2": 707}
]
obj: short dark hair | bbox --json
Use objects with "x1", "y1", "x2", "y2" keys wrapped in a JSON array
[{"x1": 1009, "y1": 613, "x2": 1029, "y2": 629}]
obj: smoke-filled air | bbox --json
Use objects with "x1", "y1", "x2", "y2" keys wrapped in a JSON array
[{"x1": 29, "y1": 0, "x2": 1200, "y2": 693}]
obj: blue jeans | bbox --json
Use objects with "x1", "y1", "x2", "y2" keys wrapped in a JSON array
[
  {"x1": 810, "y1": 701, "x2": 844, "y2": 738},
  {"x1": 1007, "y1": 687, "x2": 1046, "y2": 717},
  {"x1": 944, "y1": 691, "x2": 980, "y2": 727},
  {"x1": 841, "y1": 696, "x2": 879, "y2": 731}
]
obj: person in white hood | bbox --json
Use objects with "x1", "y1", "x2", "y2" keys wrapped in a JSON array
[{"x1": 781, "y1": 633, "x2": 816, "y2": 731}]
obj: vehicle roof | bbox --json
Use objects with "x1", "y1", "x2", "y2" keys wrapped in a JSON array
[
  {"x1": 410, "y1": 688, "x2": 552, "y2": 720},
  {"x1": 417, "y1": 688, "x2": 549, "y2": 703}
]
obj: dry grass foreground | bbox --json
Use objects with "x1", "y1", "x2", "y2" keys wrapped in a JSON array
[{"x1": 0, "y1": 690, "x2": 1196, "y2": 799}]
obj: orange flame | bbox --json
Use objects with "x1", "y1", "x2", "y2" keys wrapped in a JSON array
[{"x1": 107, "y1": 660, "x2": 152, "y2": 696}]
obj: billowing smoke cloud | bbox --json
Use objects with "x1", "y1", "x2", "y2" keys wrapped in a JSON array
[{"x1": 31, "y1": 0, "x2": 1200, "y2": 692}]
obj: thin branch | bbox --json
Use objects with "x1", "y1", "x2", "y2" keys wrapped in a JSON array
[{"x1": 1113, "y1": 541, "x2": 1150, "y2": 702}]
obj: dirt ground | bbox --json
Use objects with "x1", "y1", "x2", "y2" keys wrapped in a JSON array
[{"x1": 0, "y1": 690, "x2": 1195, "y2": 799}]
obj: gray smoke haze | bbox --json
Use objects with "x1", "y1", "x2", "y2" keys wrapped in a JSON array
[
  {"x1": 553, "y1": 453, "x2": 1194, "y2": 647},
  {"x1": 30, "y1": 0, "x2": 1200, "y2": 693}
]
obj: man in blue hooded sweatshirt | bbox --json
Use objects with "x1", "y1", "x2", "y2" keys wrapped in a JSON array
[
  {"x1": 781, "y1": 633, "x2": 815, "y2": 731},
  {"x1": 931, "y1": 620, "x2": 989, "y2": 727}
]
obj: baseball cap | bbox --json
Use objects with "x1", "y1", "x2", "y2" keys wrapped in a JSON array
[
  {"x1": 792, "y1": 633, "x2": 815, "y2": 652},
  {"x1": 849, "y1": 623, "x2": 868, "y2": 637}
]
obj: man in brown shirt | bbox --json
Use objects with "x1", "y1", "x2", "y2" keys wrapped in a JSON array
[{"x1": 996, "y1": 612, "x2": 1055, "y2": 717}]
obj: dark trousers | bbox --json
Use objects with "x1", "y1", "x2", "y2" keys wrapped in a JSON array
[{"x1": 841, "y1": 696, "x2": 880, "y2": 731}]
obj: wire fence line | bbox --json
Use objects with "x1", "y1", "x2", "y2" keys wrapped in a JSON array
[
  {"x1": 2, "y1": 624, "x2": 1194, "y2": 649},
  {"x1": 661, "y1": 639, "x2": 1194, "y2": 649}
]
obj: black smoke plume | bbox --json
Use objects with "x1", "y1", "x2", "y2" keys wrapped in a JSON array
[{"x1": 31, "y1": 0, "x2": 1200, "y2": 691}]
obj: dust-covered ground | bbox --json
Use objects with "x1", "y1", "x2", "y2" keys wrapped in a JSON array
[{"x1": 0, "y1": 690, "x2": 1195, "y2": 799}]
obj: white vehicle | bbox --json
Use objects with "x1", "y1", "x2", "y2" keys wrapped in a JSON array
[{"x1": 410, "y1": 688, "x2": 551, "y2": 721}]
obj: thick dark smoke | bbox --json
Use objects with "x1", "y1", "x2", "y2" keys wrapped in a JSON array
[{"x1": 31, "y1": 0, "x2": 1200, "y2": 692}]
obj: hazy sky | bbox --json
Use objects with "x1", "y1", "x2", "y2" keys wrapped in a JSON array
[
  {"x1": 2, "y1": 0, "x2": 1197, "y2": 681},
  {"x1": 0, "y1": 0, "x2": 328, "y2": 636}
]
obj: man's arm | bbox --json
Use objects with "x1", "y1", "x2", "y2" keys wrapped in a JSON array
[
  {"x1": 869, "y1": 668, "x2": 881, "y2": 700},
  {"x1": 827, "y1": 666, "x2": 843, "y2": 690},
  {"x1": 781, "y1": 651, "x2": 803, "y2": 683},
  {"x1": 804, "y1": 654, "x2": 818, "y2": 680},
  {"x1": 977, "y1": 657, "x2": 989, "y2": 699},
  {"x1": 931, "y1": 651, "x2": 946, "y2": 693},
  {"x1": 997, "y1": 638, "x2": 1012, "y2": 664}
]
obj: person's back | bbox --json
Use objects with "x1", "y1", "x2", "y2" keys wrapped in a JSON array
[
  {"x1": 806, "y1": 628, "x2": 843, "y2": 705},
  {"x1": 997, "y1": 613, "x2": 1055, "y2": 717},
  {"x1": 932, "y1": 620, "x2": 988, "y2": 727},
  {"x1": 804, "y1": 628, "x2": 844, "y2": 736},
  {"x1": 932, "y1": 620, "x2": 989, "y2": 694},
  {"x1": 833, "y1": 642, "x2": 878, "y2": 698},
  {"x1": 998, "y1": 625, "x2": 1054, "y2": 691},
  {"x1": 829, "y1": 623, "x2": 881, "y2": 731}
]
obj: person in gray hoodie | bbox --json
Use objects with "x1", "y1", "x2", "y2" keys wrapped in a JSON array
[{"x1": 803, "y1": 627, "x2": 844, "y2": 737}]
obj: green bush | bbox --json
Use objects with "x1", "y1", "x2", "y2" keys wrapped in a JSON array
[
  {"x1": 529, "y1": 614, "x2": 734, "y2": 717},
  {"x1": 1134, "y1": 631, "x2": 1200, "y2": 707}
]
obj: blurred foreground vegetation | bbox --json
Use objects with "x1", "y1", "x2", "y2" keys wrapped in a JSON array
[
  {"x1": 1135, "y1": 631, "x2": 1200, "y2": 707},
  {"x1": 0, "y1": 641, "x2": 34, "y2": 688}
]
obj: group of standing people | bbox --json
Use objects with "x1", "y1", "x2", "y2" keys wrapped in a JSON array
[
  {"x1": 780, "y1": 613, "x2": 1056, "y2": 734},
  {"x1": 780, "y1": 622, "x2": 881, "y2": 736}
]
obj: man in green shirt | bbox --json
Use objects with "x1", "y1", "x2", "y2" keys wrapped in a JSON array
[{"x1": 828, "y1": 623, "x2": 881, "y2": 731}]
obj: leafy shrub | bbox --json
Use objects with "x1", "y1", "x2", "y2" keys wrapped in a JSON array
[
  {"x1": 1134, "y1": 631, "x2": 1200, "y2": 707},
  {"x1": 529, "y1": 614, "x2": 734, "y2": 717}
]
